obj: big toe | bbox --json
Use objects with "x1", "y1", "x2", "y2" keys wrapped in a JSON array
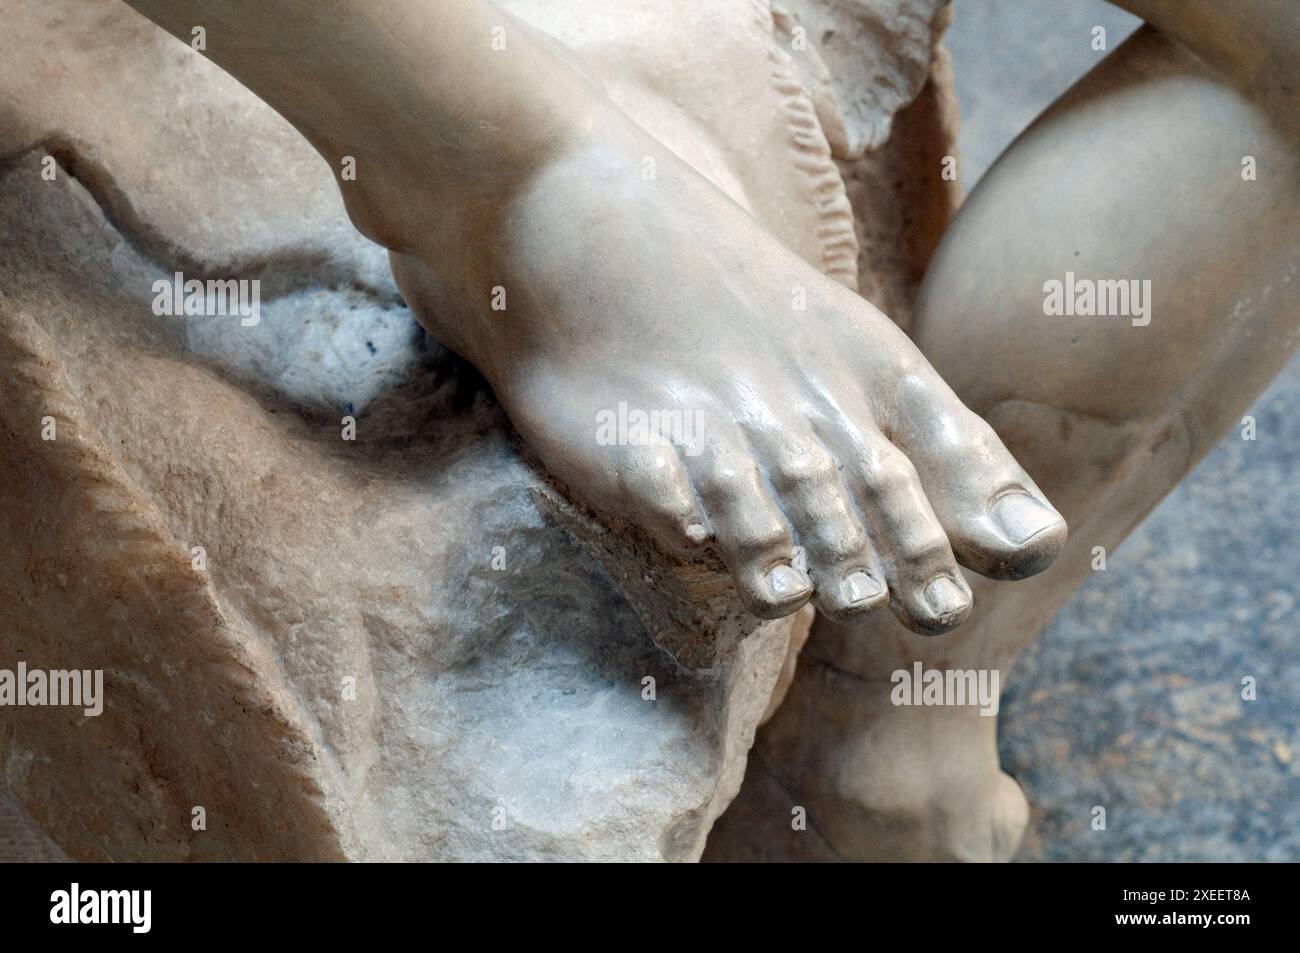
[{"x1": 889, "y1": 377, "x2": 1067, "y2": 580}]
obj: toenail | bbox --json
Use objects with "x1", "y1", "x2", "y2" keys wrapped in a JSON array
[
  {"x1": 991, "y1": 493, "x2": 1060, "y2": 546},
  {"x1": 841, "y1": 571, "x2": 885, "y2": 606},
  {"x1": 923, "y1": 576, "x2": 969, "y2": 619},
  {"x1": 766, "y1": 565, "x2": 810, "y2": 600}
]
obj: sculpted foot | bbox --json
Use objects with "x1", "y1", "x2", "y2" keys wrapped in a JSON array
[
  {"x1": 387, "y1": 130, "x2": 1066, "y2": 631},
  {"x1": 122, "y1": 0, "x2": 1064, "y2": 630}
]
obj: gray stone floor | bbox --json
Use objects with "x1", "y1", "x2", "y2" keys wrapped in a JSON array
[{"x1": 947, "y1": 0, "x2": 1300, "y2": 862}]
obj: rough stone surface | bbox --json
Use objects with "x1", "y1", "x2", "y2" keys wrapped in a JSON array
[{"x1": 0, "y1": 780, "x2": 68, "y2": 862}]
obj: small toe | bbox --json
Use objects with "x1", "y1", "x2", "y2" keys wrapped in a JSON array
[
  {"x1": 763, "y1": 436, "x2": 889, "y2": 622},
  {"x1": 615, "y1": 444, "x2": 712, "y2": 555},
  {"x1": 692, "y1": 446, "x2": 812, "y2": 619},
  {"x1": 841, "y1": 434, "x2": 973, "y2": 635}
]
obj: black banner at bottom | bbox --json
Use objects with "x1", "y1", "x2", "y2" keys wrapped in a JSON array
[{"x1": 0, "y1": 861, "x2": 1283, "y2": 941}]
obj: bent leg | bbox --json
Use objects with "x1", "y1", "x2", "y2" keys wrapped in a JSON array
[{"x1": 707, "y1": 22, "x2": 1300, "y2": 861}]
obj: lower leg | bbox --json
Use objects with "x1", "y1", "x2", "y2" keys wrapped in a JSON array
[{"x1": 711, "y1": 23, "x2": 1300, "y2": 860}]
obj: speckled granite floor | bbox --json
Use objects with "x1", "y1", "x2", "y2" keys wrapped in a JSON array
[{"x1": 947, "y1": 0, "x2": 1300, "y2": 862}]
